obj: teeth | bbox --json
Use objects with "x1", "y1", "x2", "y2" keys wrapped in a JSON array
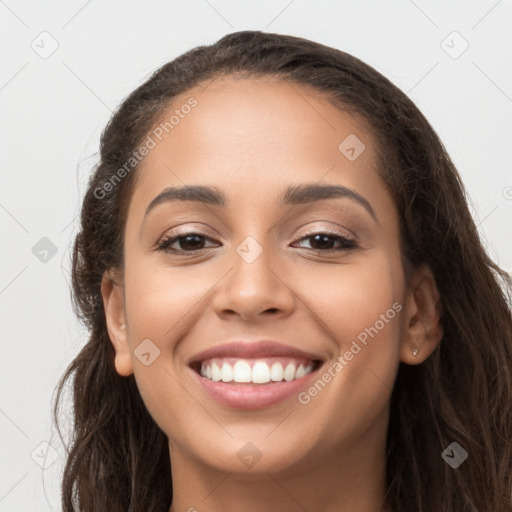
[
  {"x1": 270, "y1": 362, "x2": 284, "y2": 381},
  {"x1": 283, "y1": 362, "x2": 296, "y2": 381},
  {"x1": 221, "y1": 362, "x2": 233, "y2": 382},
  {"x1": 211, "y1": 362, "x2": 222, "y2": 382},
  {"x1": 252, "y1": 361, "x2": 271, "y2": 383},
  {"x1": 199, "y1": 359, "x2": 314, "y2": 384},
  {"x1": 233, "y1": 360, "x2": 252, "y2": 382}
]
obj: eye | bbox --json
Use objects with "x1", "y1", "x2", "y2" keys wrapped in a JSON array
[
  {"x1": 291, "y1": 231, "x2": 357, "y2": 253},
  {"x1": 156, "y1": 231, "x2": 220, "y2": 254},
  {"x1": 155, "y1": 229, "x2": 357, "y2": 255}
]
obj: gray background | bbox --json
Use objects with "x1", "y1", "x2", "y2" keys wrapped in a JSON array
[{"x1": 1, "y1": 0, "x2": 511, "y2": 509}]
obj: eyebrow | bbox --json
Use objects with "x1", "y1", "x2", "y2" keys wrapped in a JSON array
[{"x1": 144, "y1": 183, "x2": 377, "y2": 222}]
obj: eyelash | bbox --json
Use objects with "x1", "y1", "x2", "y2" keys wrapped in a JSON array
[{"x1": 155, "y1": 229, "x2": 357, "y2": 255}]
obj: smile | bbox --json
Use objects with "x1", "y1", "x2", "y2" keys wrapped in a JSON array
[
  {"x1": 187, "y1": 340, "x2": 325, "y2": 409},
  {"x1": 198, "y1": 357, "x2": 317, "y2": 384}
]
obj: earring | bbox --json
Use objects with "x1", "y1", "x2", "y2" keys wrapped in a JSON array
[
  {"x1": 121, "y1": 324, "x2": 126, "y2": 330},
  {"x1": 412, "y1": 347, "x2": 419, "y2": 357}
]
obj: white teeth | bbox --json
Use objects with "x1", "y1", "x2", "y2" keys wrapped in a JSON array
[
  {"x1": 252, "y1": 361, "x2": 271, "y2": 383},
  {"x1": 283, "y1": 362, "x2": 296, "y2": 381},
  {"x1": 199, "y1": 359, "x2": 314, "y2": 384},
  {"x1": 221, "y1": 362, "x2": 233, "y2": 382},
  {"x1": 270, "y1": 362, "x2": 284, "y2": 381},
  {"x1": 211, "y1": 362, "x2": 222, "y2": 382},
  {"x1": 233, "y1": 360, "x2": 252, "y2": 382}
]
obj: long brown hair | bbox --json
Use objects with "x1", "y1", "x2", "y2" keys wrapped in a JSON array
[{"x1": 52, "y1": 30, "x2": 512, "y2": 511}]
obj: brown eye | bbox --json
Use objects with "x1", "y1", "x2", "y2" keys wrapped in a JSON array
[
  {"x1": 156, "y1": 230, "x2": 357, "y2": 256},
  {"x1": 292, "y1": 232, "x2": 357, "y2": 253},
  {"x1": 157, "y1": 232, "x2": 219, "y2": 253}
]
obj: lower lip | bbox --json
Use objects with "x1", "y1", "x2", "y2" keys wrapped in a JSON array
[{"x1": 189, "y1": 365, "x2": 321, "y2": 410}]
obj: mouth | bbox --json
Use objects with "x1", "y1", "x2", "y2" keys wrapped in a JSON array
[
  {"x1": 187, "y1": 340, "x2": 325, "y2": 409},
  {"x1": 189, "y1": 357, "x2": 323, "y2": 384}
]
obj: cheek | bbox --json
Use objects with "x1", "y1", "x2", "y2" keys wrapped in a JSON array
[
  {"x1": 122, "y1": 259, "x2": 212, "y2": 432},
  {"x1": 124, "y1": 259, "x2": 211, "y2": 341},
  {"x1": 297, "y1": 253, "x2": 403, "y2": 345},
  {"x1": 295, "y1": 252, "x2": 403, "y2": 410}
]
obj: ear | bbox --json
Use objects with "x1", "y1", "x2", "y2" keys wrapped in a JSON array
[
  {"x1": 101, "y1": 268, "x2": 133, "y2": 376},
  {"x1": 400, "y1": 264, "x2": 444, "y2": 365}
]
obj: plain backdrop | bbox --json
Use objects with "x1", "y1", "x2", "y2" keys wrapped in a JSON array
[{"x1": 1, "y1": 1, "x2": 511, "y2": 509}]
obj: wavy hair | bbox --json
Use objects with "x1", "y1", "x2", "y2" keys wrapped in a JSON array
[{"x1": 52, "y1": 30, "x2": 512, "y2": 511}]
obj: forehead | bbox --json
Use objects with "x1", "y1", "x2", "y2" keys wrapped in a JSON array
[{"x1": 127, "y1": 76, "x2": 388, "y2": 220}]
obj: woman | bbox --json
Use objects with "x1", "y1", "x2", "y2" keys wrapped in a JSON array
[{"x1": 53, "y1": 30, "x2": 512, "y2": 511}]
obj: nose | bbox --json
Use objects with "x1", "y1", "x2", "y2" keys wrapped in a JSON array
[{"x1": 211, "y1": 237, "x2": 295, "y2": 322}]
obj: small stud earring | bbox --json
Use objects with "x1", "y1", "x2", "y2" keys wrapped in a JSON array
[
  {"x1": 121, "y1": 324, "x2": 126, "y2": 330},
  {"x1": 412, "y1": 347, "x2": 419, "y2": 357}
]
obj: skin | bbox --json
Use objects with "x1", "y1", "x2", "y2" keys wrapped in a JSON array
[{"x1": 101, "y1": 76, "x2": 443, "y2": 512}]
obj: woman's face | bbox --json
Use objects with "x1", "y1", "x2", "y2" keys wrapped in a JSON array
[{"x1": 106, "y1": 77, "x2": 412, "y2": 477}]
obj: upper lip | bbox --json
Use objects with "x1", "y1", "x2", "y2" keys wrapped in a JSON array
[{"x1": 188, "y1": 340, "x2": 324, "y2": 365}]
